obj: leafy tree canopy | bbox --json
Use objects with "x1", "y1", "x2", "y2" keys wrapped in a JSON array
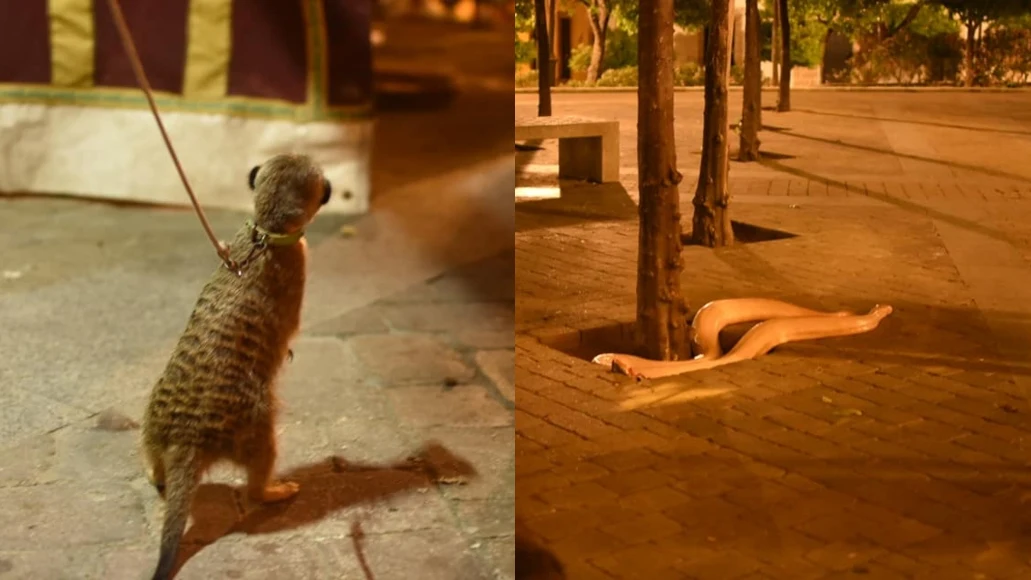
[
  {"x1": 932, "y1": 0, "x2": 1031, "y2": 25},
  {"x1": 613, "y1": 0, "x2": 711, "y2": 32}
]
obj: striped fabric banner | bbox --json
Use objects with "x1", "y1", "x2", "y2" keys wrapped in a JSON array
[{"x1": 0, "y1": 0, "x2": 372, "y2": 121}]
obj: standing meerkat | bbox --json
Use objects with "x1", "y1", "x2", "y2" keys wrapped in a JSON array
[{"x1": 141, "y1": 154, "x2": 332, "y2": 580}]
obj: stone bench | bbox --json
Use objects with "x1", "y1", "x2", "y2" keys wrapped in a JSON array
[{"x1": 515, "y1": 115, "x2": 620, "y2": 183}]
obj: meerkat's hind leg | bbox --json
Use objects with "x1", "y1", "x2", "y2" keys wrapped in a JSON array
[
  {"x1": 244, "y1": 423, "x2": 300, "y2": 503},
  {"x1": 141, "y1": 442, "x2": 168, "y2": 498}
]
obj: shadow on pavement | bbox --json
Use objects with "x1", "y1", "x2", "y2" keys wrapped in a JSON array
[
  {"x1": 764, "y1": 126, "x2": 1031, "y2": 184},
  {"x1": 758, "y1": 157, "x2": 1021, "y2": 245},
  {"x1": 793, "y1": 107, "x2": 1031, "y2": 138},
  {"x1": 174, "y1": 441, "x2": 476, "y2": 576},
  {"x1": 516, "y1": 181, "x2": 638, "y2": 233}
]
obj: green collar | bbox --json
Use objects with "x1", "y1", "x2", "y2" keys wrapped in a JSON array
[{"x1": 246, "y1": 219, "x2": 305, "y2": 247}]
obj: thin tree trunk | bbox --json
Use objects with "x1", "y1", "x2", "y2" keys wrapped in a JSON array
[
  {"x1": 820, "y1": 28, "x2": 832, "y2": 83},
  {"x1": 586, "y1": 7, "x2": 610, "y2": 83},
  {"x1": 636, "y1": 0, "x2": 690, "y2": 361},
  {"x1": 776, "y1": 0, "x2": 791, "y2": 111},
  {"x1": 772, "y1": 0, "x2": 780, "y2": 87},
  {"x1": 534, "y1": 0, "x2": 552, "y2": 115},
  {"x1": 739, "y1": 0, "x2": 761, "y2": 161},
  {"x1": 549, "y1": 0, "x2": 560, "y2": 86},
  {"x1": 964, "y1": 19, "x2": 975, "y2": 87},
  {"x1": 692, "y1": 0, "x2": 735, "y2": 248}
]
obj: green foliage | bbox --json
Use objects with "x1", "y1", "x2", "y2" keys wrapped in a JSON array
[
  {"x1": 569, "y1": 43, "x2": 593, "y2": 73},
  {"x1": 674, "y1": 62, "x2": 705, "y2": 85},
  {"x1": 730, "y1": 64, "x2": 746, "y2": 84},
  {"x1": 514, "y1": 0, "x2": 533, "y2": 22},
  {"x1": 862, "y1": 2, "x2": 961, "y2": 84},
  {"x1": 977, "y1": 18, "x2": 1031, "y2": 85},
  {"x1": 612, "y1": 0, "x2": 710, "y2": 31},
  {"x1": 932, "y1": 0, "x2": 1031, "y2": 26},
  {"x1": 516, "y1": 37, "x2": 536, "y2": 64},
  {"x1": 514, "y1": 0, "x2": 535, "y2": 64},
  {"x1": 907, "y1": 2, "x2": 960, "y2": 36},
  {"x1": 568, "y1": 28, "x2": 637, "y2": 75},
  {"x1": 595, "y1": 66, "x2": 639, "y2": 86},
  {"x1": 515, "y1": 69, "x2": 539, "y2": 88},
  {"x1": 604, "y1": 28, "x2": 639, "y2": 69},
  {"x1": 788, "y1": 4, "x2": 829, "y2": 67}
]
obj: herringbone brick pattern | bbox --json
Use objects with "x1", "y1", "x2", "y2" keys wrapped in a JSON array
[{"x1": 516, "y1": 190, "x2": 1031, "y2": 579}]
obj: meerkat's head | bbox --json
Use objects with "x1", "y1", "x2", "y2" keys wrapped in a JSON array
[{"x1": 247, "y1": 154, "x2": 332, "y2": 233}]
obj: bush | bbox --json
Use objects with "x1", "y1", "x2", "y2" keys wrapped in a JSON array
[
  {"x1": 569, "y1": 43, "x2": 592, "y2": 74},
  {"x1": 515, "y1": 36, "x2": 535, "y2": 65},
  {"x1": 595, "y1": 66, "x2": 638, "y2": 87},
  {"x1": 568, "y1": 30, "x2": 638, "y2": 77},
  {"x1": 978, "y1": 25, "x2": 1031, "y2": 86},
  {"x1": 603, "y1": 29, "x2": 638, "y2": 70},
  {"x1": 730, "y1": 64, "x2": 745, "y2": 85},
  {"x1": 515, "y1": 69, "x2": 538, "y2": 88},
  {"x1": 674, "y1": 62, "x2": 704, "y2": 86}
]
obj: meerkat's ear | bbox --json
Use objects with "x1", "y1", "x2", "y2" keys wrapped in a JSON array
[
  {"x1": 321, "y1": 178, "x2": 332, "y2": 205},
  {"x1": 248, "y1": 165, "x2": 261, "y2": 190}
]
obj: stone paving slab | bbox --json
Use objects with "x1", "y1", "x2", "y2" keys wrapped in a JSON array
[
  {"x1": 0, "y1": 245, "x2": 514, "y2": 579},
  {"x1": 516, "y1": 92, "x2": 1031, "y2": 579},
  {"x1": 0, "y1": 17, "x2": 514, "y2": 578}
]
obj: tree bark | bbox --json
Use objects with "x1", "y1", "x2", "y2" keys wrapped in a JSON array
[
  {"x1": 772, "y1": 0, "x2": 780, "y2": 87},
  {"x1": 964, "y1": 19, "x2": 975, "y2": 87},
  {"x1": 636, "y1": 0, "x2": 690, "y2": 361},
  {"x1": 692, "y1": 0, "x2": 735, "y2": 248},
  {"x1": 585, "y1": 3, "x2": 611, "y2": 83},
  {"x1": 776, "y1": 0, "x2": 791, "y2": 111},
  {"x1": 534, "y1": 0, "x2": 552, "y2": 115},
  {"x1": 738, "y1": 0, "x2": 761, "y2": 162}
]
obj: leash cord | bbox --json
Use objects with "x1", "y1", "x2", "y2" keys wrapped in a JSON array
[{"x1": 104, "y1": 0, "x2": 238, "y2": 272}]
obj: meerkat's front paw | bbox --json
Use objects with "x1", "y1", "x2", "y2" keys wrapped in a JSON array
[{"x1": 255, "y1": 481, "x2": 300, "y2": 503}]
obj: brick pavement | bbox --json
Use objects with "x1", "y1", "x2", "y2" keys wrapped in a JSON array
[{"x1": 516, "y1": 93, "x2": 1031, "y2": 579}]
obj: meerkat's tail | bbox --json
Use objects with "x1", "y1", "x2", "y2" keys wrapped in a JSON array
[{"x1": 152, "y1": 447, "x2": 199, "y2": 580}]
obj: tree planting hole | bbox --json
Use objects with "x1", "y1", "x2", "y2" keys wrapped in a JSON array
[
  {"x1": 683, "y1": 220, "x2": 797, "y2": 246},
  {"x1": 541, "y1": 319, "x2": 756, "y2": 363}
]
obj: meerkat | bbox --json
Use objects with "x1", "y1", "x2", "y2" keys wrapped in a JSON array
[{"x1": 140, "y1": 154, "x2": 332, "y2": 580}]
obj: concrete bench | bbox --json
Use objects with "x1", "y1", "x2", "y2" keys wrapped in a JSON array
[{"x1": 515, "y1": 115, "x2": 620, "y2": 183}]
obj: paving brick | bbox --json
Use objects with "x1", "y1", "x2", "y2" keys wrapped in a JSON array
[
  {"x1": 594, "y1": 468, "x2": 673, "y2": 496},
  {"x1": 599, "y1": 512, "x2": 683, "y2": 546}
]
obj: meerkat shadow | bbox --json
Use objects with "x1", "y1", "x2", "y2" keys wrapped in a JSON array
[{"x1": 174, "y1": 440, "x2": 476, "y2": 574}]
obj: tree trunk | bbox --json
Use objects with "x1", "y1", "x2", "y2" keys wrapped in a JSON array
[
  {"x1": 964, "y1": 19, "x2": 975, "y2": 87},
  {"x1": 738, "y1": 0, "x2": 761, "y2": 162},
  {"x1": 549, "y1": 0, "x2": 560, "y2": 87},
  {"x1": 534, "y1": 0, "x2": 552, "y2": 115},
  {"x1": 772, "y1": 0, "x2": 780, "y2": 87},
  {"x1": 636, "y1": 0, "x2": 690, "y2": 361},
  {"x1": 586, "y1": 6, "x2": 610, "y2": 83},
  {"x1": 776, "y1": 0, "x2": 791, "y2": 111},
  {"x1": 820, "y1": 28, "x2": 832, "y2": 83},
  {"x1": 692, "y1": 0, "x2": 735, "y2": 248}
]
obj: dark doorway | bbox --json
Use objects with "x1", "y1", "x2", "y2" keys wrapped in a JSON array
[{"x1": 559, "y1": 17, "x2": 572, "y2": 81}]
